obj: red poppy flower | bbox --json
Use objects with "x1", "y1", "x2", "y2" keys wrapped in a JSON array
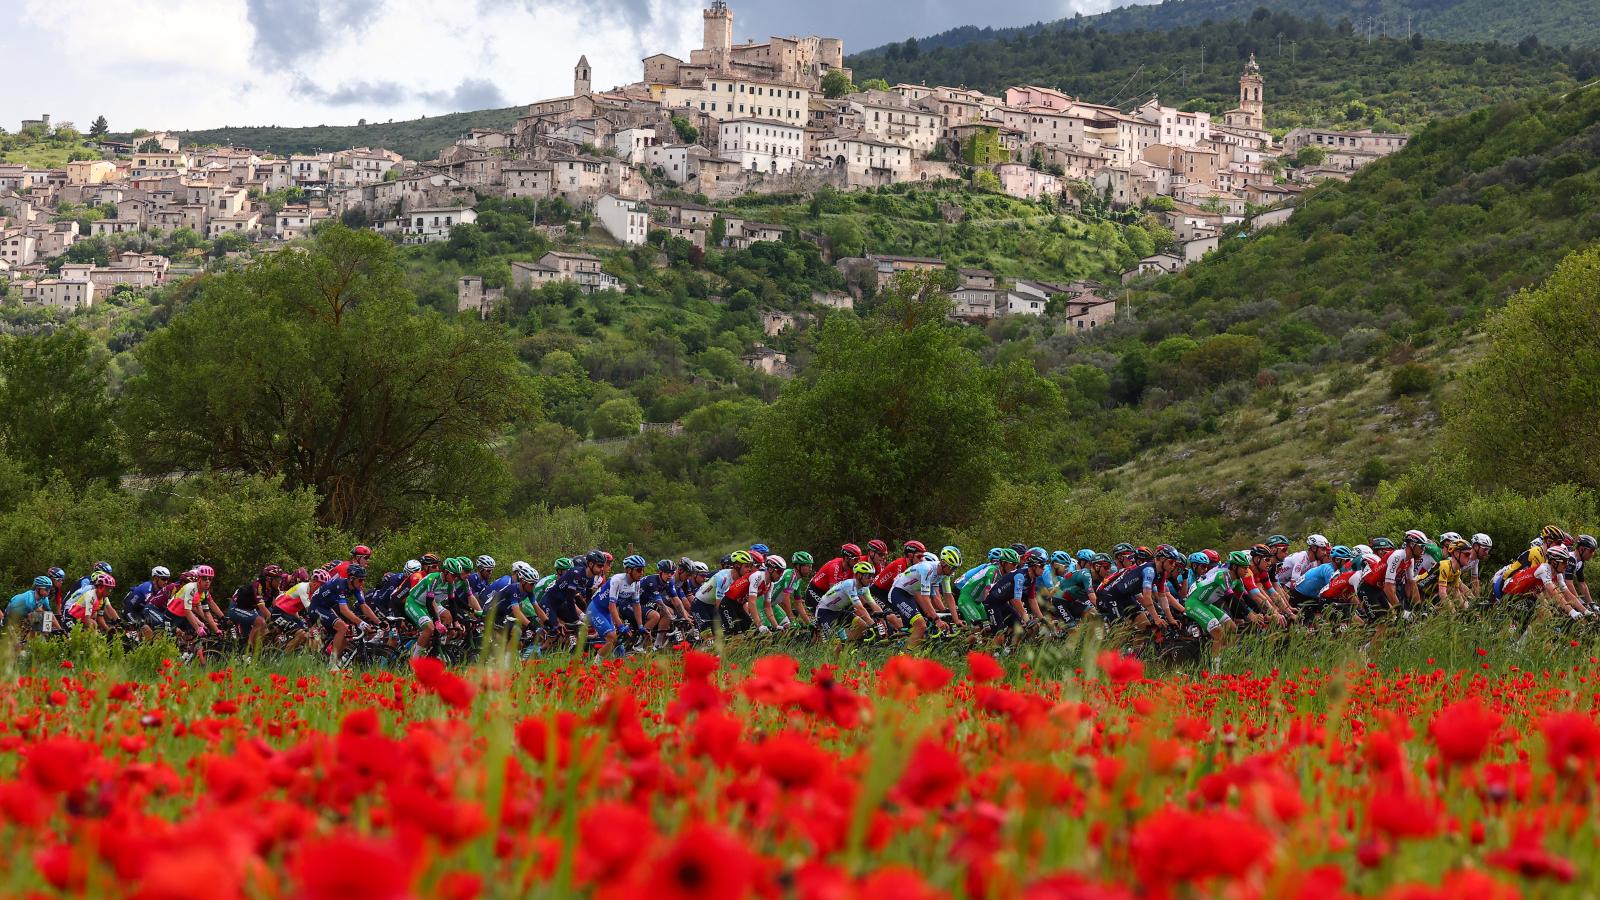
[
  {"x1": 638, "y1": 824, "x2": 756, "y2": 900},
  {"x1": 1096, "y1": 651, "x2": 1143, "y2": 684},
  {"x1": 967, "y1": 652, "x2": 1004, "y2": 683},
  {"x1": 1429, "y1": 698, "x2": 1502, "y2": 767},
  {"x1": 290, "y1": 833, "x2": 415, "y2": 900},
  {"x1": 1130, "y1": 807, "x2": 1272, "y2": 887},
  {"x1": 894, "y1": 737, "x2": 965, "y2": 809}
]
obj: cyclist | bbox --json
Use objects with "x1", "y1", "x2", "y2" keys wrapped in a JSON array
[
  {"x1": 64, "y1": 573, "x2": 120, "y2": 633},
  {"x1": 42, "y1": 567, "x2": 67, "y2": 622},
  {"x1": 588, "y1": 555, "x2": 646, "y2": 657},
  {"x1": 1465, "y1": 534, "x2": 1493, "y2": 596},
  {"x1": 5, "y1": 576, "x2": 54, "y2": 631},
  {"x1": 1055, "y1": 552, "x2": 1103, "y2": 624},
  {"x1": 888, "y1": 548, "x2": 959, "y2": 646},
  {"x1": 403, "y1": 557, "x2": 476, "y2": 659},
  {"x1": 1382, "y1": 531, "x2": 1430, "y2": 619},
  {"x1": 954, "y1": 549, "x2": 1002, "y2": 626},
  {"x1": 122, "y1": 566, "x2": 173, "y2": 641},
  {"x1": 167, "y1": 566, "x2": 222, "y2": 639},
  {"x1": 808, "y1": 543, "x2": 862, "y2": 612},
  {"x1": 1572, "y1": 535, "x2": 1596, "y2": 611},
  {"x1": 767, "y1": 552, "x2": 814, "y2": 628},
  {"x1": 1501, "y1": 544, "x2": 1585, "y2": 620},
  {"x1": 1179, "y1": 551, "x2": 1242, "y2": 657},
  {"x1": 815, "y1": 561, "x2": 879, "y2": 642},
  {"x1": 469, "y1": 555, "x2": 499, "y2": 598},
  {"x1": 870, "y1": 541, "x2": 923, "y2": 607},
  {"x1": 1290, "y1": 545, "x2": 1350, "y2": 623},
  {"x1": 864, "y1": 539, "x2": 891, "y2": 574},
  {"x1": 227, "y1": 565, "x2": 285, "y2": 648},
  {"x1": 331, "y1": 545, "x2": 373, "y2": 579},
  {"x1": 638, "y1": 560, "x2": 681, "y2": 648},
  {"x1": 1243, "y1": 545, "x2": 1290, "y2": 627},
  {"x1": 693, "y1": 550, "x2": 752, "y2": 634},
  {"x1": 310, "y1": 565, "x2": 377, "y2": 669},
  {"x1": 1492, "y1": 525, "x2": 1568, "y2": 601},
  {"x1": 1418, "y1": 539, "x2": 1475, "y2": 612},
  {"x1": 982, "y1": 548, "x2": 1031, "y2": 644},
  {"x1": 751, "y1": 555, "x2": 792, "y2": 634},
  {"x1": 1098, "y1": 546, "x2": 1178, "y2": 630},
  {"x1": 76, "y1": 561, "x2": 114, "y2": 593},
  {"x1": 1276, "y1": 535, "x2": 1331, "y2": 603}
]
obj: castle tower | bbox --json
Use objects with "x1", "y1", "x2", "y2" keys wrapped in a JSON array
[
  {"x1": 574, "y1": 55, "x2": 591, "y2": 96},
  {"x1": 1238, "y1": 53, "x2": 1264, "y2": 129},
  {"x1": 703, "y1": 1, "x2": 733, "y2": 64}
]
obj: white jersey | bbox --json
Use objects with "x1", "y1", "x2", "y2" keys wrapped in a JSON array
[
  {"x1": 695, "y1": 568, "x2": 734, "y2": 604},
  {"x1": 601, "y1": 572, "x2": 642, "y2": 605},
  {"x1": 1276, "y1": 550, "x2": 1316, "y2": 588},
  {"x1": 817, "y1": 577, "x2": 869, "y2": 612},
  {"x1": 892, "y1": 559, "x2": 941, "y2": 595}
]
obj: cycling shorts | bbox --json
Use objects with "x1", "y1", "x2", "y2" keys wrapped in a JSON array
[
  {"x1": 1182, "y1": 597, "x2": 1229, "y2": 632},
  {"x1": 985, "y1": 598, "x2": 1020, "y2": 633},
  {"x1": 271, "y1": 609, "x2": 307, "y2": 632},
  {"x1": 403, "y1": 597, "x2": 433, "y2": 629},
  {"x1": 225, "y1": 607, "x2": 259, "y2": 629},
  {"x1": 689, "y1": 599, "x2": 718, "y2": 630},
  {"x1": 309, "y1": 605, "x2": 340, "y2": 628},
  {"x1": 815, "y1": 606, "x2": 851, "y2": 629},
  {"x1": 888, "y1": 587, "x2": 924, "y2": 625},
  {"x1": 588, "y1": 604, "x2": 616, "y2": 638}
]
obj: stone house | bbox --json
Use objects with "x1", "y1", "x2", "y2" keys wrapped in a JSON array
[
  {"x1": 718, "y1": 118, "x2": 805, "y2": 174},
  {"x1": 510, "y1": 250, "x2": 620, "y2": 293},
  {"x1": 595, "y1": 194, "x2": 650, "y2": 245},
  {"x1": 457, "y1": 275, "x2": 505, "y2": 318},
  {"x1": 375, "y1": 206, "x2": 475, "y2": 244}
]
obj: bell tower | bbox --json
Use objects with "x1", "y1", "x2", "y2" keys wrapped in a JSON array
[
  {"x1": 1238, "y1": 53, "x2": 1264, "y2": 129},
  {"x1": 574, "y1": 55, "x2": 591, "y2": 96},
  {"x1": 703, "y1": 1, "x2": 733, "y2": 70}
]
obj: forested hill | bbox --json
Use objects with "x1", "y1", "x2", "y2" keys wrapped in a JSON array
[
  {"x1": 850, "y1": 12, "x2": 1597, "y2": 134},
  {"x1": 171, "y1": 106, "x2": 524, "y2": 160},
  {"x1": 858, "y1": 0, "x2": 1600, "y2": 57}
]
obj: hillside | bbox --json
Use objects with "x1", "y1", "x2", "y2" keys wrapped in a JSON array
[
  {"x1": 851, "y1": 12, "x2": 1596, "y2": 134},
  {"x1": 169, "y1": 106, "x2": 524, "y2": 160},
  {"x1": 860, "y1": 0, "x2": 1600, "y2": 55}
]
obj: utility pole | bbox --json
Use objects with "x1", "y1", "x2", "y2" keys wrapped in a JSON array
[
  {"x1": 1200, "y1": 44, "x2": 1205, "y2": 76},
  {"x1": 1278, "y1": 32, "x2": 1285, "y2": 57}
]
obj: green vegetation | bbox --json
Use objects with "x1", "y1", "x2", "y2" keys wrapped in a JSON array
[
  {"x1": 169, "y1": 105, "x2": 525, "y2": 162},
  {"x1": 851, "y1": 12, "x2": 1597, "y2": 134},
  {"x1": 0, "y1": 121, "x2": 97, "y2": 167}
]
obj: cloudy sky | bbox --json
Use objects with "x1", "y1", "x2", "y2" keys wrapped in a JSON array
[{"x1": 2, "y1": 0, "x2": 1137, "y2": 133}]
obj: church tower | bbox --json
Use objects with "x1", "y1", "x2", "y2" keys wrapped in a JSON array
[
  {"x1": 703, "y1": 1, "x2": 733, "y2": 70},
  {"x1": 1238, "y1": 53, "x2": 1264, "y2": 129},
  {"x1": 574, "y1": 55, "x2": 591, "y2": 97}
]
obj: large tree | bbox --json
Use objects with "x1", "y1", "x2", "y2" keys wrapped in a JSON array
[
  {"x1": 741, "y1": 270, "x2": 1061, "y2": 546},
  {"x1": 121, "y1": 225, "x2": 537, "y2": 530},
  {"x1": 0, "y1": 327, "x2": 121, "y2": 487},
  {"x1": 1447, "y1": 244, "x2": 1600, "y2": 492}
]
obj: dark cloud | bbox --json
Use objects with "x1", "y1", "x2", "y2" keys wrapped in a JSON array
[
  {"x1": 245, "y1": 0, "x2": 382, "y2": 66},
  {"x1": 292, "y1": 76, "x2": 408, "y2": 106},
  {"x1": 420, "y1": 78, "x2": 509, "y2": 110}
]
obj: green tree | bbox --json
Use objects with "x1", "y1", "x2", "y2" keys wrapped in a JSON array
[
  {"x1": 89, "y1": 116, "x2": 109, "y2": 139},
  {"x1": 120, "y1": 225, "x2": 537, "y2": 530},
  {"x1": 742, "y1": 270, "x2": 1033, "y2": 544},
  {"x1": 1447, "y1": 245, "x2": 1600, "y2": 492},
  {"x1": 1293, "y1": 145, "x2": 1327, "y2": 167},
  {"x1": 670, "y1": 116, "x2": 699, "y2": 144},
  {"x1": 972, "y1": 168, "x2": 1001, "y2": 192},
  {"x1": 860, "y1": 78, "x2": 891, "y2": 92},
  {"x1": 709, "y1": 214, "x2": 726, "y2": 247},
  {"x1": 0, "y1": 327, "x2": 121, "y2": 487},
  {"x1": 590, "y1": 396, "x2": 644, "y2": 439},
  {"x1": 821, "y1": 69, "x2": 855, "y2": 99},
  {"x1": 824, "y1": 217, "x2": 865, "y2": 258}
]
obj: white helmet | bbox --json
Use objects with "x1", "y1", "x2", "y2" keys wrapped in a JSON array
[
  {"x1": 511, "y1": 560, "x2": 538, "y2": 582},
  {"x1": 151, "y1": 565, "x2": 171, "y2": 579},
  {"x1": 404, "y1": 559, "x2": 422, "y2": 574},
  {"x1": 1352, "y1": 544, "x2": 1373, "y2": 558},
  {"x1": 689, "y1": 560, "x2": 710, "y2": 576},
  {"x1": 1306, "y1": 534, "x2": 1330, "y2": 549},
  {"x1": 1439, "y1": 531, "x2": 1462, "y2": 544},
  {"x1": 1471, "y1": 533, "x2": 1493, "y2": 548},
  {"x1": 922, "y1": 551, "x2": 939, "y2": 565}
]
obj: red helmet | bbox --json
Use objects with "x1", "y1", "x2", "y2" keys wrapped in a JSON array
[
  {"x1": 840, "y1": 543, "x2": 862, "y2": 560},
  {"x1": 904, "y1": 540, "x2": 927, "y2": 555},
  {"x1": 750, "y1": 550, "x2": 766, "y2": 566},
  {"x1": 1203, "y1": 549, "x2": 1220, "y2": 564},
  {"x1": 192, "y1": 565, "x2": 215, "y2": 578},
  {"x1": 352, "y1": 544, "x2": 372, "y2": 557},
  {"x1": 867, "y1": 539, "x2": 889, "y2": 554}
]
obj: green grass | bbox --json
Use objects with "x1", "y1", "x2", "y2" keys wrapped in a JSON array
[{"x1": 0, "y1": 145, "x2": 79, "y2": 168}]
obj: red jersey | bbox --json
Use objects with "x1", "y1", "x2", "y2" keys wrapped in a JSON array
[
  {"x1": 727, "y1": 575, "x2": 752, "y2": 604},
  {"x1": 872, "y1": 557, "x2": 910, "y2": 591},
  {"x1": 811, "y1": 557, "x2": 849, "y2": 591},
  {"x1": 1360, "y1": 551, "x2": 1395, "y2": 589}
]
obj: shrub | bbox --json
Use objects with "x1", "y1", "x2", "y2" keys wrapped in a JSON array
[{"x1": 1388, "y1": 362, "x2": 1435, "y2": 398}]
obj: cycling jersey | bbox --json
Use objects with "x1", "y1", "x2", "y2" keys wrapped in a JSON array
[
  {"x1": 638, "y1": 574, "x2": 674, "y2": 608},
  {"x1": 230, "y1": 579, "x2": 273, "y2": 610},
  {"x1": 310, "y1": 576, "x2": 364, "y2": 621},
  {"x1": 1182, "y1": 567, "x2": 1238, "y2": 630},
  {"x1": 872, "y1": 557, "x2": 910, "y2": 592},
  {"x1": 1099, "y1": 562, "x2": 1156, "y2": 618},
  {"x1": 169, "y1": 583, "x2": 211, "y2": 617},
  {"x1": 695, "y1": 569, "x2": 735, "y2": 605},
  {"x1": 1292, "y1": 563, "x2": 1337, "y2": 599},
  {"x1": 809, "y1": 558, "x2": 849, "y2": 592},
  {"x1": 6, "y1": 590, "x2": 41, "y2": 620},
  {"x1": 542, "y1": 565, "x2": 593, "y2": 624},
  {"x1": 1419, "y1": 558, "x2": 1464, "y2": 594},
  {"x1": 1276, "y1": 551, "x2": 1318, "y2": 589},
  {"x1": 1060, "y1": 569, "x2": 1096, "y2": 609},
  {"x1": 1383, "y1": 550, "x2": 1423, "y2": 586},
  {"x1": 273, "y1": 582, "x2": 313, "y2": 616},
  {"x1": 64, "y1": 586, "x2": 102, "y2": 620},
  {"x1": 891, "y1": 559, "x2": 942, "y2": 596},
  {"x1": 768, "y1": 569, "x2": 803, "y2": 603},
  {"x1": 1500, "y1": 544, "x2": 1547, "y2": 583},
  {"x1": 1505, "y1": 561, "x2": 1564, "y2": 596},
  {"x1": 816, "y1": 577, "x2": 869, "y2": 613},
  {"x1": 124, "y1": 581, "x2": 156, "y2": 614}
]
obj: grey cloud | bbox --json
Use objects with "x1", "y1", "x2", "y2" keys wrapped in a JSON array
[
  {"x1": 246, "y1": 0, "x2": 383, "y2": 67},
  {"x1": 420, "y1": 78, "x2": 509, "y2": 109},
  {"x1": 292, "y1": 76, "x2": 409, "y2": 106}
]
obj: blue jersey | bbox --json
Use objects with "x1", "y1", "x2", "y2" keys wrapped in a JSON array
[
  {"x1": 124, "y1": 580, "x2": 155, "y2": 613},
  {"x1": 310, "y1": 576, "x2": 364, "y2": 614},
  {"x1": 984, "y1": 569, "x2": 1029, "y2": 606},
  {"x1": 7, "y1": 590, "x2": 41, "y2": 619},
  {"x1": 486, "y1": 579, "x2": 534, "y2": 617},
  {"x1": 639, "y1": 573, "x2": 674, "y2": 607},
  {"x1": 1101, "y1": 563, "x2": 1157, "y2": 603},
  {"x1": 543, "y1": 564, "x2": 592, "y2": 621},
  {"x1": 1294, "y1": 563, "x2": 1337, "y2": 599}
]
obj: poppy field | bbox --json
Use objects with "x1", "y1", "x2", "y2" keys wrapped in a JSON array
[{"x1": 3, "y1": 640, "x2": 1600, "y2": 899}]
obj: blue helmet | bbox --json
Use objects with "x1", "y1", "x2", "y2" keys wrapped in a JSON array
[
  {"x1": 656, "y1": 559, "x2": 676, "y2": 573},
  {"x1": 1187, "y1": 551, "x2": 1211, "y2": 567},
  {"x1": 1076, "y1": 549, "x2": 1097, "y2": 563},
  {"x1": 1331, "y1": 545, "x2": 1354, "y2": 561},
  {"x1": 94, "y1": 561, "x2": 113, "y2": 575},
  {"x1": 1050, "y1": 550, "x2": 1074, "y2": 567},
  {"x1": 622, "y1": 554, "x2": 647, "y2": 569},
  {"x1": 47, "y1": 567, "x2": 65, "y2": 580},
  {"x1": 750, "y1": 543, "x2": 770, "y2": 554},
  {"x1": 32, "y1": 575, "x2": 52, "y2": 589},
  {"x1": 987, "y1": 547, "x2": 1004, "y2": 562}
]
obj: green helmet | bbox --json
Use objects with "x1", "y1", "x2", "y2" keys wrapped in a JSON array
[
  {"x1": 442, "y1": 557, "x2": 470, "y2": 575},
  {"x1": 1227, "y1": 550, "x2": 1251, "y2": 567},
  {"x1": 997, "y1": 548, "x2": 1021, "y2": 565},
  {"x1": 554, "y1": 557, "x2": 573, "y2": 571},
  {"x1": 790, "y1": 550, "x2": 813, "y2": 566}
]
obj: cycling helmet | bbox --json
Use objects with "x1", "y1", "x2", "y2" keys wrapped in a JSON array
[
  {"x1": 1445, "y1": 539, "x2": 1471, "y2": 555},
  {"x1": 151, "y1": 566, "x2": 172, "y2": 579},
  {"x1": 1024, "y1": 548, "x2": 1047, "y2": 564},
  {"x1": 1028, "y1": 546, "x2": 1047, "y2": 561},
  {"x1": 94, "y1": 561, "x2": 113, "y2": 575},
  {"x1": 750, "y1": 543, "x2": 770, "y2": 554},
  {"x1": 311, "y1": 567, "x2": 331, "y2": 581},
  {"x1": 1370, "y1": 537, "x2": 1396, "y2": 551},
  {"x1": 1203, "y1": 549, "x2": 1221, "y2": 564},
  {"x1": 193, "y1": 565, "x2": 215, "y2": 578},
  {"x1": 419, "y1": 553, "x2": 442, "y2": 567},
  {"x1": 585, "y1": 550, "x2": 608, "y2": 566},
  {"x1": 840, "y1": 543, "x2": 863, "y2": 560},
  {"x1": 730, "y1": 550, "x2": 754, "y2": 566},
  {"x1": 622, "y1": 555, "x2": 647, "y2": 570},
  {"x1": 765, "y1": 554, "x2": 787, "y2": 571},
  {"x1": 1009, "y1": 542, "x2": 1029, "y2": 555},
  {"x1": 791, "y1": 551, "x2": 814, "y2": 566},
  {"x1": 1155, "y1": 544, "x2": 1183, "y2": 562},
  {"x1": 1051, "y1": 550, "x2": 1074, "y2": 567},
  {"x1": 1547, "y1": 546, "x2": 1575, "y2": 565},
  {"x1": 475, "y1": 555, "x2": 496, "y2": 570},
  {"x1": 403, "y1": 559, "x2": 422, "y2": 575},
  {"x1": 1541, "y1": 525, "x2": 1570, "y2": 545},
  {"x1": 941, "y1": 547, "x2": 963, "y2": 568},
  {"x1": 1133, "y1": 546, "x2": 1154, "y2": 562},
  {"x1": 997, "y1": 548, "x2": 1021, "y2": 565},
  {"x1": 749, "y1": 550, "x2": 766, "y2": 566},
  {"x1": 1306, "y1": 534, "x2": 1330, "y2": 549},
  {"x1": 1352, "y1": 544, "x2": 1373, "y2": 558},
  {"x1": 920, "y1": 552, "x2": 939, "y2": 566},
  {"x1": 1403, "y1": 529, "x2": 1427, "y2": 545},
  {"x1": 1187, "y1": 551, "x2": 1210, "y2": 567},
  {"x1": 1578, "y1": 535, "x2": 1598, "y2": 551},
  {"x1": 554, "y1": 557, "x2": 573, "y2": 571},
  {"x1": 47, "y1": 567, "x2": 65, "y2": 580},
  {"x1": 601, "y1": 551, "x2": 614, "y2": 563},
  {"x1": 1228, "y1": 550, "x2": 1252, "y2": 567},
  {"x1": 1438, "y1": 532, "x2": 1462, "y2": 546},
  {"x1": 291, "y1": 567, "x2": 309, "y2": 583},
  {"x1": 1091, "y1": 553, "x2": 1112, "y2": 565},
  {"x1": 904, "y1": 540, "x2": 927, "y2": 555},
  {"x1": 441, "y1": 558, "x2": 469, "y2": 576},
  {"x1": 512, "y1": 561, "x2": 537, "y2": 581},
  {"x1": 987, "y1": 548, "x2": 1004, "y2": 562},
  {"x1": 1112, "y1": 542, "x2": 1135, "y2": 557},
  {"x1": 1471, "y1": 534, "x2": 1493, "y2": 549},
  {"x1": 1266, "y1": 535, "x2": 1290, "y2": 549},
  {"x1": 679, "y1": 556, "x2": 694, "y2": 569},
  {"x1": 688, "y1": 561, "x2": 711, "y2": 576},
  {"x1": 1330, "y1": 545, "x2": 1353, "y2": 561},
  {"x1": 1076, "y1": 549, "x2": 1097, "y2": 563},
  {"x1": 352, "y1": 545, "x2": 372, "y2": 557},
  {"x1": 32, "y1": 575, "x2": 52, "y2": 589},
  {"x1": 852, "y1": 562, "x2": 876, "y2": 577},
  {"x1": 867, "y1": 539, "x2": 889, "y2": 555},
  {"x1": 347, "y1": 564, "x2": 368, "y2": 579},
  {"x1": 1249, "y1": 544, "x2": 1272, "y2": 559},
  {"x1": 92, "y1": 572, "x2": 116, "y2": 589},
  {"x1": 656, "y1": 559, "x2": 676, "y2": 573}
]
